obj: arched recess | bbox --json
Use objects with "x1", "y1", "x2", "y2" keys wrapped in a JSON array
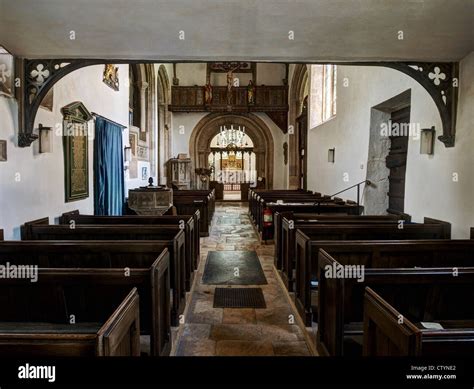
[
  {"x1": 288, "y1": 64, "x2": 309, "y2": 189},
  {"x1": 129, "y1": 63, "x2": 157, "y2": 177},
  {"x1": 157, "y1": 65, "x2": 171, "y2": 183},
  {"x1": 189, "y1": 113, "x2": 275, "y2": 189}
]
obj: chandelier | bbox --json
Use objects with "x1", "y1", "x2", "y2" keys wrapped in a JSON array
[{"x1": 217, "y1": 125, "x2": 248, "y2": 148}]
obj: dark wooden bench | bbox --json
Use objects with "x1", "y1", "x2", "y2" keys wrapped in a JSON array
[
  {"x1": 254, "y1": 193, "x2": 335, "y2": 236},
  {"x1": 248, "y1": 189, "x2": 313, "y2": 220},
  {"x1": 0, "y1": 279, "x2": 140, "y2": 357},
  {"x1": 21, "y1": 221, "x2": 186, "y2": 326},
  {"x1": 58, "y1": 210, "x2": 200, "y2": 290},
  {"x1": 248, "y1": 189, "x2": 315, "y2": 227},
  {"x1": 277, "y1": 214, "x2": 407, "y2": 290},
  {"x1": 274, "y1": 212, "x2": 410, "y2": 273},
  {"x1": 0, "y1": 241, "x2": 172, "y2": 355},
  {"x1": 262, "y1": 202, "x2": 364, "y2": 241},
  {"x1": 294, "y1": 221, "x2": 451, "y2": 324},
  {"x1": 173, "y1": 189, "x2": 215, "y2": 237},
  {"x1": 364, "y1": 285, "x2": 474, "y2": 356},
  {"x1": 315, "y1": 240, "x2": 474, "y2": 356}
]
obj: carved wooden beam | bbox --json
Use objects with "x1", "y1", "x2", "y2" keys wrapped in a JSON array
[
  {"x1": 16, "y1": 58, "x2": 107, "y2": 147},
  {"x1": 392, "y1": 62, "x2": 458, "y2": 148},
  {"x1": 16, "y1": 59, "x2": 459, "y2": 148},
  {"x1": 172, "y1": 63, "x2": 179, "y2": 86}
]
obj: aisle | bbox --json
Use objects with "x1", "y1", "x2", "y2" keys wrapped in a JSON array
[{"x1": 174, "y1": 202, "x2": 313, "y2": 356}]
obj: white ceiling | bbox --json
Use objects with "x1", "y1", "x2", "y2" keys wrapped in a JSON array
[{"x1": 0, "y1": 0, "x2": 473, "y2": 62}]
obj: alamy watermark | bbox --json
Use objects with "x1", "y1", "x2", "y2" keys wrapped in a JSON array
[
  {"x1": 380, "y1": 120, "x2": 421, "y2": 140},
  {"x1": 324, "y1": 262, "x2": 365, "y2": 283},
  {"x1": 18, "y1": 363, "x2": 55, "y2": 383},
  {"x1": 55, "y1": 122, "x2": 95, "y2": 139},
  {"x1": 0, "y1": 262, "x2": 38, "y2": 282},
  {"x1": 214, "y1": 170, "x2": 257, "y2": 184}
]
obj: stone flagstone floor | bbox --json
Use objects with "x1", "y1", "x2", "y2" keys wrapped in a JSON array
[{"x1": 173, "y1": 202, "x2": 313, "y2": 356}]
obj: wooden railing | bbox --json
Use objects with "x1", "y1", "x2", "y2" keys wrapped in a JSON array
[
  {"x1": 169, "y1": 85, "x2": 288, "y2": 113},
  {"x1": 223, "y1": 184, "x2": 241, "y2": 192}
]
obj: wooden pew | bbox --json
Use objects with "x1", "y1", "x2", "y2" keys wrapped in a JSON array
[
  {"x1": 173, "y1": 188, "x2": 215, "y2": 215},
  {"x1": 471, "y1": 227, "x2": 474, "y2": 239},
  {"x1": 315, "y1": 240, "x2": 474, "y2": 356},
  {"x1": 59, "y1": 210, "x2": 200, "y2": 289},
  {"x1": 278, "y1": 214, "x2": 404, "y2": 290},
  {"x1": 173, "y1": 189, "x2": 215, "y2": 237},
  {"x1": 255, "y1": 194, "x2": 335, "y2": 237},
  {"x1": 262, "y1": 202, "x2": 363, "y2": 241},
  {"x1": 274, "y1": 212, "x2": 410, "y2": 271},
  {"x1": 21, "y1": 222, "x2": 186, "y2": 326},
  {"x1": 0, "y1": 280, "x2": 140, "y2": 357},
  {"x1": 0, "y1": 241, "x2": 172, "y2": 355},
  {"x1": 248, "y1": 189, "x2": 313, "y2": 222},
  {"x1": 20, "y1": 217, "x2": 49, "y2": 239},
  {"x1": 248, "y1": 189, "x2": 318, "y2": 229},
  {"x1": 363, "y1": 286, "x2": 474, "y2": 357},
  {"x1": 294, "y1": 221, "x2": 451, "y2": 324}
]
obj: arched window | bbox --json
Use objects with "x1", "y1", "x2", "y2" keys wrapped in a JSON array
[
  {"x1": 310, "y1": 64, "x2": 337, "y2": 128},
  {"x1": 129, "y1": 65, "x2": 142, "y2": 129}
]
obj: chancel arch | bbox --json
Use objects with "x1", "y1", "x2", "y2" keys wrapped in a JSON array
[{"x1": 189, "y1": 113, "x2": 274, "y2": 189}]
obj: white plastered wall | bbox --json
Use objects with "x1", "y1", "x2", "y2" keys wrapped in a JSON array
[
  {"x1": 306, "y1": 52, "x2": 474, "y2": 238},
  {"x1": 0, "y1": 64, "x2": 129, "y2": 239}
]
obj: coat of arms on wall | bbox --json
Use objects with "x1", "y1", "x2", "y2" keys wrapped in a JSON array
[{"x1": 103, "y1": 64, "x2": 119, "y2": 91}]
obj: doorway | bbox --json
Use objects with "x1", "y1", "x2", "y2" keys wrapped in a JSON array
[
  {"x1": 386, "y1": 106, "x2": 410, "y2": 213},
  {"x1": 297, "y1": 97, "x2": 308, "y2": 190}
]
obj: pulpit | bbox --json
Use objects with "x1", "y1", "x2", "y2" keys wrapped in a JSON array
[{"x1": 167, "y1": 158, "x2": 192, "y2": 190}]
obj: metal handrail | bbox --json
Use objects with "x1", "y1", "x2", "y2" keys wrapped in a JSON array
[
  {"x1": 314, "y1": 180, "x2": 371, "y2": 213},
  {"x1": 330, "y1": 180, "x2": 371, "y2": 198}
]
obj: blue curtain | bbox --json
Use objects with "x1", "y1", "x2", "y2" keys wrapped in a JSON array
[{"x1": 94, "y1": 117, "x2": 125, "y2": 215}]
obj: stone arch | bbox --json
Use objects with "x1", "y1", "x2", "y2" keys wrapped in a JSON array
[
  {"x1": 189, "y1": 113, "x2": 275, "y2": 189},
  {"x1": 157, "y1": 65, "x2": 171, "y2": 183},
  {"x1": 288, "y1": 64, "x2": 309, "y2": 189}
]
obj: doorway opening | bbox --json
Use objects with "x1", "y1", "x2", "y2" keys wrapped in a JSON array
[
  {"x1": 208, "y1": 129, "x2": 256, "y2": 201},
  {"x1": 364, "y1": 89, "x2": 411, "y2": 215}
]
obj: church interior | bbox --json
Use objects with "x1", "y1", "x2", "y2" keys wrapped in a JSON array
[{"x1": 0, "y1": 0, "x2": 473, "y2": 384}]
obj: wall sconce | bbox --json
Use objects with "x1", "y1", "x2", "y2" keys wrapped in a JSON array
[
  {"x1": 124, "y1": 146, "x2": 132, "y2": 170},
  {"x1": 328, "y1": 148, "x2": 335, "y2": 163},
  {"x1": 420, "y1": 126, "x2": 435, "y2": 155},
  {"x1": 38, "y1": 124, "x2": 52, "y2": 153},
  {"x1": 0, "y1": 140, "x2": 7, "y2": 162}
]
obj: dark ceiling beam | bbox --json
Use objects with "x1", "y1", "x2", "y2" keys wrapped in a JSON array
[{"x1": 15, "y1": 58, "x2": 458, "y2": 148}]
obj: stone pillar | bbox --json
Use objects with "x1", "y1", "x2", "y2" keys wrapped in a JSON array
[
  {"x1": 139, "y1": 81, "x2": 149, "y2": 136},
  {"x1": 288, "y1": 99, "x2": 300, "y2": 189}
]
